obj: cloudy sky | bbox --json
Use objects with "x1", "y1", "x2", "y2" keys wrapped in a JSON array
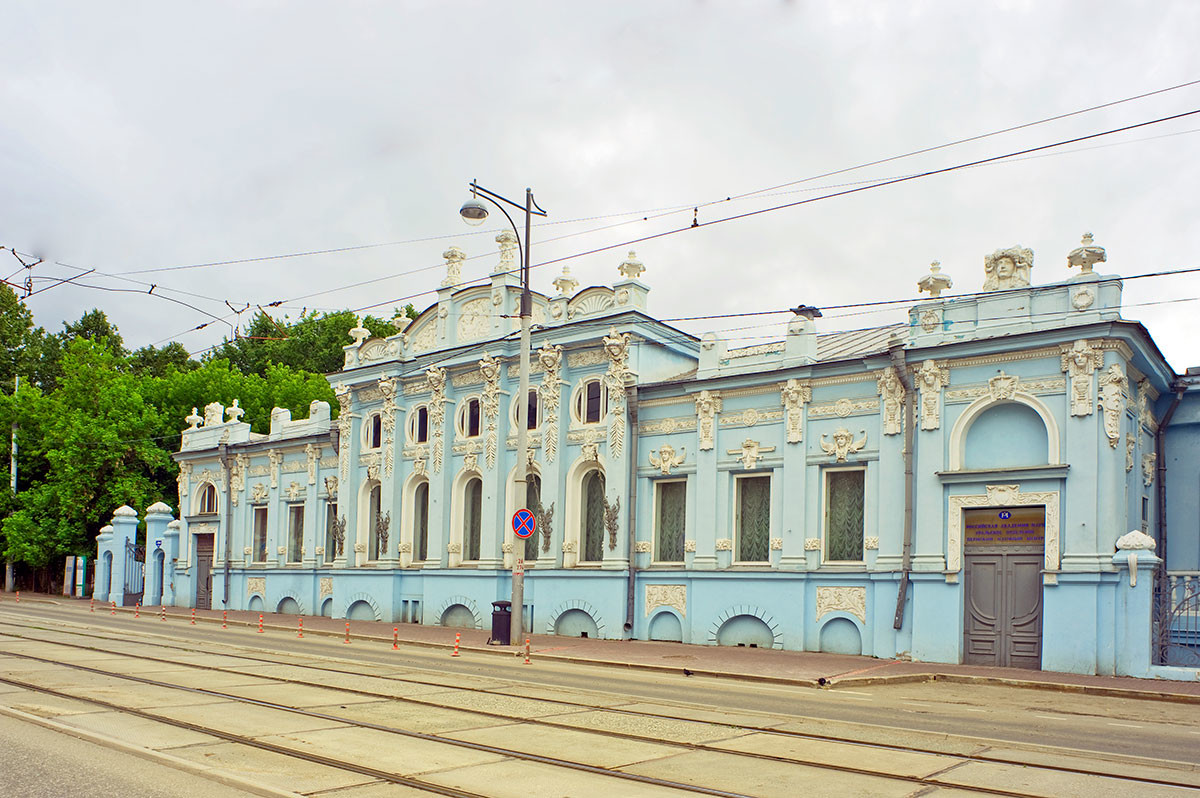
[{"x1": 3, "y1": 2, "x2": 1198, "y2": 370}]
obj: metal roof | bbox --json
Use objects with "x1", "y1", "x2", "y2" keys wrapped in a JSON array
[{"x1": 815, "y1": 324, "x2": 908, "y2": 362}]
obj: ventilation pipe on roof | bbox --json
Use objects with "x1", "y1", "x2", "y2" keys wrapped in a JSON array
[{"x1": 888, "y1": 344, "x2": 915, "y2": 630}]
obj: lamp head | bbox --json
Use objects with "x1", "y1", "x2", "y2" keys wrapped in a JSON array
[{"x1": 459, "y1": 198, "x2": 489, "y2": 226}]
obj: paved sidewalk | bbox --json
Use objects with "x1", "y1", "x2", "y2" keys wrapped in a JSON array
[{"x1": 10, "y1": 593, "x2": 1200, "y2": 702}]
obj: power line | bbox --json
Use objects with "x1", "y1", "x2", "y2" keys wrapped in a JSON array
[{"x1": 93, "y1": 77, "x2": 1200, "y2": 279}]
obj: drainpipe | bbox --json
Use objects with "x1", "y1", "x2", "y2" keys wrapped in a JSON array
[
  {"x1": 888, "y1": 346, "x2": 915, "y2": 630},
  {"x1": 1155, "y1": 384, "x2": 1184, "y2": 570},
  {"x1": 624, "y1": 384, "x2": 639, "y2": 636},
  {"x1": 220, "y1": 443, "x2": 232, "y2": 606}
]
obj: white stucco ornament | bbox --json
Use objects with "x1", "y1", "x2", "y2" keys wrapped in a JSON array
[
  {"x1": 820, "y1": 428, "x2": 867, "y2": 462},
  {"x1": 185, "y1": 407, "x2": 204, "y2": 430},
  {"x1": 552, "y1": 266, "x2": 579, "y2": 297},
  {"x1": 441, "y1": 246, "x2": 465, "y2": 287},
  {"x1": 1116, "y1": 529, "x2": 1156, "y2": 588},
  {"x1": 648, "y1": 444, "x2": 685, "y2": 475},
  {"x1": 617, "y1": 250, "x2": 645, "y2": 280},
  {"x1": 225, "y1": 399, "x2": 245, "y2": 423},
  {"x1": 982, "y1": 246, "x2": 1033, "y2": 291},
  {"x1": 1067, "y1": 232, "x2": 1106, "y2": 275},
  {"x1": 917, "y1": 261, "x2": 953, "y2": 298},
  {"x1": 1116, "y1": 530, "x2": 1155, "y2": 550},
  {"x1": 348, "y1": 315, "x2": 370, "y2": 346}
]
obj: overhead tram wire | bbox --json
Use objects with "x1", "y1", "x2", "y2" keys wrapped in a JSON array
[
  {"x1": 342, "y1": 108, "x2": 1200, "y2": 320},
  {"x1": 94, "y1": 291, "x2": 1200, "y2": 451},
  {"x1": 98, "y1": 78, "x2": 1200, "y2": 280}
]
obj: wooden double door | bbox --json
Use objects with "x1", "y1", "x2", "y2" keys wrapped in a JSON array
[{"x1": 964, "y1": 551, "x2": 1043, "y2": 669}]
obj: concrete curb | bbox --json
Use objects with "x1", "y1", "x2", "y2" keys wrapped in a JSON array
[{"x1": 0, "y1": 705, "x2": 305, "y2": 798}]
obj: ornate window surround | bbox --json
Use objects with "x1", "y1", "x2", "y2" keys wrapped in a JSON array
[
  {"x1": 407, "y1": 404, "x2": 429, "y2": 445},
  {"x1": 563, "y1": 455, "x2": 606, "y2": 568},
  {"x1": 651, "y1": 477, "x2": 687, "y2": 565},
  {"x1": 399, "y1": 471, "x2": 429, "y2": 568},
  {"x1": 196, "y1": 482, "x2": 218, "y2": 516},
  {"x1": 946, "y1": 483, "x2": 1060, "y2": 583},
  {"x1": 732, "y1": 471, "x2": 772, "y2": 565},
  {"x1": 947, "y1": 391, "x2": 1060, "y2": 471},
  {"x1": 456, "y1": 395, "x2": 483, "y2": 439},
  {"x1": 821, "y1": 465, "x2": 867, "y2": 566},
  {"x1": 447, "y1": 463, "x2": 483, "y2": 568},
  {"x1": 363, "y1": 412, "x2": 383, "y2": 450},
  {"x1": 570, "y1": 377, "x2": 608, "y2": 426},
  {"x1": 508, "y1": 388, "x2": 541, "y2": 431}
]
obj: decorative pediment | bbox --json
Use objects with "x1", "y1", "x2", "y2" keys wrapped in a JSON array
[{"x1": 567, "y1": 286, "x2": 615, "y2": 319}]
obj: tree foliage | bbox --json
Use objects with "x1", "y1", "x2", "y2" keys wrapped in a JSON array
[{"x1": 1, "y1": 301, "x2": 381, "y2": 566}]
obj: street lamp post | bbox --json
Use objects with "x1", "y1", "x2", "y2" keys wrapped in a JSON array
[{"x1": 460, "y1": 180, "x2": 547, "y2": 645}]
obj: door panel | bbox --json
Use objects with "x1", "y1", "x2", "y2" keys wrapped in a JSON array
[
  {"x1": 964, "y1": 555, "x2": 1002, "y2": 664},
  {"x1": 194, "y1": 534, "x2": 214, "y2": 610},
  {"x1": 1006, "y1": 554, "x2": 1043, "y2": 669},
  {"x1": 965, "y1": 552, "x2": 1043, "y2": 669}
]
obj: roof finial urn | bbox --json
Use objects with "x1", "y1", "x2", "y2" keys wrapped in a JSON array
[
  {"x1": 552, "y1": 265, "x2": 579, "y2": 297},
  {"x1": 495, "y1": 231, "x2": 518, "y2": 274},
  {"x1": 348, "y1": 314, "x2": 370, "y2": 346},
  {"x1": 618, "y1": 250, "x2": 646, "y2": 280},
  {"x1": 1067, "y1": 232, "x2": 1106, "y2": 275},
  {"x1": 441, "y1": 246, "x2": 465, "y2": 287},
  {"x1": 917, "y1": 261, "x2": 953, "y2": 298}
]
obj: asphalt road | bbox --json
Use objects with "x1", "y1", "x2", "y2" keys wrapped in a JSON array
[{"x1": 0, "y1": 710, "x2": 262, "y2": 798}]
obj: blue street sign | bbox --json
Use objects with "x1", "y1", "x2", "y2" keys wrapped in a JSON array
[{"x1": 512, "y1": 509, "x2": 537, "y2": 539}]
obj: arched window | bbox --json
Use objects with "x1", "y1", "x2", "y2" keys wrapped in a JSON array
[
  {"x1": 582, "y1": 469, "x2": 606, "y2": 562},
  {"x1": 414, "y1": 481, "x2": 429, "y2": 561},
  {"x1": 367, "y1": 483, "x2": 382, "y2": 559},
  {"x1": 365, "y1": 413, "x2": 383, "y2": 449},
  {"x1": 458, "y1": 398, "x2": 481, "y2": 438},
  {"x1": 524, "y1": 473, "x2": 542, "y2": 561},
  {"x1": 512, "y1": 389, "x2": 540, "y2": 430},
  {"x1": 464, "y1": 477, "x2": 482, "y2": 561},
  {"x1": 199, "y1": 483, "x2": 218, "y2": 515},
  {"x1": 574, "y1": 379, "x2": 607, "y2": 425},
  {"x1": 410, "y1": 405, "x2": 429, "y2": 444}
]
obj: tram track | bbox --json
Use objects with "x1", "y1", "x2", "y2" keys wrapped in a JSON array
[
  {"x1": 2, "y1": 610, "x2": 1197, "y2": 780},
  {"x1": 1, "y1": 611, "x2": 1196, "y2": 796}
]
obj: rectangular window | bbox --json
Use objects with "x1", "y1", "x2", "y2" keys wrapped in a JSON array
[
  {"x1": 654, "y1": 480, "x2": 686, "y2": 562},
  {"x1": 324, "y1": 502, "x2": 337, "y2": 562},
  {"x1": 468, "y1": 399, "x2": 481, "y2": 437},
  {"x1": 252, "y1": 507, "x2": 268, "y2": 562},
  {"x1": 287, "y1": 505, "x2": 304, "y2": 563},
  {"x1": 824, "y1": 468, "x2": 865, "y2": 562},
  {"x1": 735, "y1": 475, "x2": 770, "y2": 562}
]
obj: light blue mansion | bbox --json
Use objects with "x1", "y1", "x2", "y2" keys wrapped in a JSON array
[{"x1": 95, "y1": 234, "x2": 1200, "y2": 678}]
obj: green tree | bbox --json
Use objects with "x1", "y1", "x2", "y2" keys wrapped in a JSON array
[
  {"x1": 127, "y1": 342, "x2": 196, "y2": 378},
  {"x1": 2, "y1": 339, "x2": 173, "y2": 565},
  {"x1": 208, "y1": 307, "x2": 415, "y2": 376}
]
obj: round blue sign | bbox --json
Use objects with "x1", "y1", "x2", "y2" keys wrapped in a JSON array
[
  {"x1": 512, "y1": 509, "x2": 537, "y2": 539},
  {"x1": 999, "y1": 511, "x2": 1012, "y2": 520}
]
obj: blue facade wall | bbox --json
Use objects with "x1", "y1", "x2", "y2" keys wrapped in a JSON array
[{"x1": 125, "y1": 245, "x2": 1198, "y2": 678}]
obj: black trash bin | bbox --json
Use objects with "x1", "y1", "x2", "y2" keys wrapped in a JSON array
[{"x1": 490, "y1": 600, "x2": 512, "y2": 646}]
